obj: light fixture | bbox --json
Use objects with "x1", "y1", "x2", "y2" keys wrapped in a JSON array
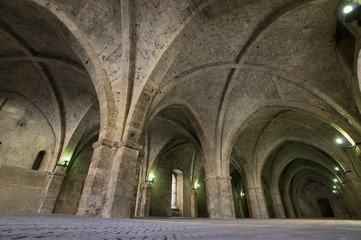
[
  {"x1": 332, "y1": 190, "x2": 337, "y2": 194},
  {"x1": 344, "y1": 5, "x2": 353, "y2": 14},
  {"x1": 335, "y1": 166, "x2": 352, "y2": 175},
  {"x1": 56, "y1": 160, "x2": 68, "y2": 167},
  {"x1": 344, "y1": 2, "x2": 361, "y2": 27},
  {"x1": 333, "y1": 185, "x2": 337, "y2": 189},
  {"x1": 56, "y1": 157, "x2": 69, "y2": 167},
  {"x1": 193, "y1": 183, "x2": 200, "y2": 191},
  {"x1": 145, "y1": 175, "x2": 155, "y2": 183},
  {"x1": 333, "y1": 178, "x2": 338, "y2": 183},
  {"x1": 336, "y1": 138, "x2": 343, "y2": 144}
]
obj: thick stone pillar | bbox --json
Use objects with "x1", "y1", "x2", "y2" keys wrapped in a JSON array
[
  {"x1": 76, "y1": 140, "x2": 115, "y2": 217},
  {"x1": 205, "y1": 176, "x2": 235, "y2": 219},
  {"x1": 138, "y1": 183, "x2": 153, "y2": 217},
  {"x1": 38, "y1": 166, "x2": 66, "y2": 213},
  {"x1": 343, "y1": 177, "x2": 361, "y2": 218},
  {"x1": 190, "y1": 189, "x2": 198, "y2": 218},
  {"x1": 284, "y1": 193, "x2": 296, "y2": 218},
  {"x1": 77, "y1": 140, "x2": 141, "y2": 218},
  {"x1": 205, "y1": 177, "x2": 220, "y2": 218},
  {"x1": 248, "y1": 187, "x2": 269, "y2": 219},
  {"x1": 110, "y1": 144, "x2": 141, "y2": 218},
  {"x1": 270, "y1": 192, "x2": 286, "y2": 218},
  {"x1": 237, "y1": 197, "x2": 245, "y2": 218},
  {"x1": 217, "y1": 177, "x2": 235, "y2": 219}
]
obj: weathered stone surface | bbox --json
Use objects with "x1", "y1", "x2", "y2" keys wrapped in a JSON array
[{"x1": 1, "y1": 0, "x2": 361, "y2": 226}]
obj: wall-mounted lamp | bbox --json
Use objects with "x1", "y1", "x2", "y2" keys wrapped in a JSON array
[
  {"x1": 344, "y1": 2, "x2": 361, "y2": 27},
  {"x1": 335, "y1": 166, "x2": 351, "y2": 175},
  {"x1": 193, "y1": 184, "x2": 200, "y2": 191},
  {"x1": 335, "y1": 138, "x2": 361, "y2": 151},
  {"x1": 56, "y1": 160, "x2": 69, "y2": 167},
  {"x1": 145, "y1": 175, "x2": 155, "y2": 183}
]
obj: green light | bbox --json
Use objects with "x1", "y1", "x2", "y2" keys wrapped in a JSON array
[
  {"x1": 333, "y1": 186, "x2": 337, "y2": 189},
  {"x1": 333, "y1": 178, "x2": 338, "y2": 183},
  {"x1": 332, "y1": 190, "x2": 337, "y2": 194},
  {"x1": 335, "y1": 167, "x2": 340, "y2": 171},
  {"x1": 149, "y1": 174, "x2": 155, "y2": 180},
  {"x1": 344, "y1": 5, "x2": 353, "y2": 14}
]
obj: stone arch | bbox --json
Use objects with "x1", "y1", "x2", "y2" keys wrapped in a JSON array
[
  {"x1": 121, "y1": 0, "x2": 261, "y2": 148},
  {"x1": 143, "y1": 102, "x2": 213, "y2": 176},
  {"x1": 224, "y1": 102, "x2": 360, "y2": 181},
  {"x1": 29, "y1": 0, "x2": 118, "y2": 143},
  {"x1": 144, "y1": 102, "x2": 207, "y2": 149},
  {"x1": 279, "y1": 161, "x2": 347, "y2": 218},
  {"x1": 0, "y1": 90, "x2": 55, "y2": 171}
]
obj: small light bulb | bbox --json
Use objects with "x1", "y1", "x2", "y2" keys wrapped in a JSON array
[
  {"x1": 197, "y1": 184, "x2": 200, "y2": 188},
  {"x1": 344, "y1": 5, "x2": 353, "y2": 14},
  {"x1": 336, "y1": 138, "x2": 343, "y2": 144},
  {"x1": 333, "y1": 186, "x2": 337, "y2": 189},
  {"x1": 332, "y1": 190, "x2": 337, "y2": 194},
  {"x1": 335, "y1": 167, "x2": 340, "y2": 171},
  {"x1": 333, "y1": 178, "x2": 338, "y2": 183}
]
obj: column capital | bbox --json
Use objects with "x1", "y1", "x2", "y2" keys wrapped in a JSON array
[
  {"x1": 92, "y1": 138, "x2": 113, "y2": 149},
  {"x1": 247, "y1": 187, "x2": 265, "y2": 191},
  {"x1": 204, "y1": 176, "x2": 217, "y2": 181},
  {"x1": 118, "y1": 141, "x2": 143, "y2": 151},
  {"x1": 217, "y1": 176, "x2": 232, "y2": 181}
]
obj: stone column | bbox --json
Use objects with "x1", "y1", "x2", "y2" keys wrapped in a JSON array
[
  {"x1": 110, "y1": 144, "x2": 141, "y2": 218},
  {"x1": 205, "y1": 176, "x2": 235, "y2": 219},
  {"x1": 76, "y1": 139, "x2": 115, "y2": 217},
  {"x1": 217, "y1": 177, "x2": 235, "y2": 219},
  {"x1": 130, "y1": 151, "x2": 144, "y2": 217},
  {"x1": 190, "y1": 189, "x2": 198, "y2": 218},
  {"x1": 38, "y1": 166, "x2": 66, "y2": 213},
  {"x1": 284, "y1": 193, "x2": 296, "y2": 218},
  {"x1": 205, "y1": 177, "x2": 220, "y2": 218},
  {"x1": 248, "y1": 187, "x2": 269, "y2": 219},
  {"x1": 138, "y1": 183, "x2": 153, "y2": 217},
  {"x1": 270, "y1": 192, "x2": 286, "y2": 218},
  {"x1": 237, "y1": 196, "x2": 245, "y2": 218},
  {"x1": 343, "y1": 177, "x2": 361, "y2": 218}
]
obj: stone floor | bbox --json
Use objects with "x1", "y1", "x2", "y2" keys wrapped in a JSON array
[{"x1": 0, "y1": 214, "x2": 361, "y2": 240}]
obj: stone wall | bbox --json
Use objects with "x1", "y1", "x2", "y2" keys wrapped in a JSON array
[
  {"x1": 0, "y1": 97, "x2": 55, "y2": 171},
  {"x1": 150, "y1": 143, "x2": 196, "y2": 217},
  {"x1": 196, "y1": 169, "x2": 207, "y2": 217},
  {"x1": 296, "y1": 181, "x2": 347, "y2": 218},
  {"x1": 150, "y1": 166, "x2": 172, "y2": 217},
  {"x1": 53, "y1": 144, "x2": 93, "y2": 214},
  {"x1": 0, "y1": 165, "x2": 50, "y2": 213}
]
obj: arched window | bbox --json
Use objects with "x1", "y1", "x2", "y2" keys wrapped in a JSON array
[
  {"x1": 171, "y1": 173, "x2": 177, "y2": 209},
  {"x1": 171, "y1": 169, "x2": 183, "y2": 216}
]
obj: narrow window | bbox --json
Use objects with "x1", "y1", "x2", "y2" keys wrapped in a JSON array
[
  {"x1": 171, "y1": 173, "x2": 177, "y2": 209},
  {"x1": 32, "y1": 150, "x2": 45, "y2": 170}
]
